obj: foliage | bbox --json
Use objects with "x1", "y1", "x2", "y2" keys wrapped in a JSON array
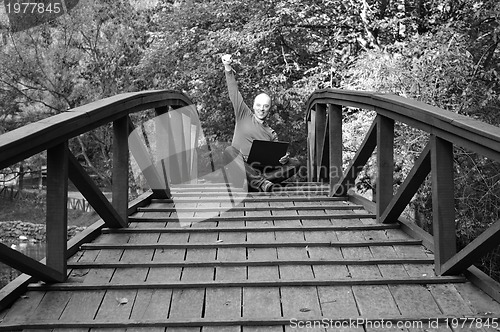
[
  {"x1": 345, "y1": 0, "x2": 500, "y2": 278},
  {"x1": 0, "y1": 0, "x2": 499, "y2": 278},
  {"x1": 0, "y1": 0, "x2": 151, "y2": 183},
  {"x1": 137, "y1": 0, "x2": 386, "y2": 160}
]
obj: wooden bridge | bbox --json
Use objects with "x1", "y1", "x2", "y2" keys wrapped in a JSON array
[{"x1": 0, "y1": 89, "x2": 500, "y2": 331}]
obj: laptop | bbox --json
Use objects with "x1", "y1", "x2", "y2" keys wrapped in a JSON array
[{"x1": 247, "y1": 140, "x2": 289, "y2": 167}]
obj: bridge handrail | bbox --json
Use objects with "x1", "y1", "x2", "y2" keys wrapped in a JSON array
[
  {"x1": 305, "y1": 88, "x2": 500, "y2": 281},
  {"x1": 0, "y1": 90, "x2": 193, "y2": 286},
  {"x1": 0, "y1": 90, "x2": 193, "y2": 169},
  {"x1": 306, "y1": 89, "x2": 500, "y2": 161}
]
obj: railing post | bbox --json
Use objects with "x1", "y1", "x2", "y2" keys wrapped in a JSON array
[
  {"x1": 376, "y1": 115, "x2": 394, "y2": 220},
  {"x1": 171, "y1": 105, "x2": 189, "y2": 183},
  {"x1": 307, "y1": 107, "x2": 316, "y2": 182},
  {"x1": 156, "y1": 106, "x2": 185, "y2": 185},
  {"x1": 113, "y1": 116, "x2": 129, "y2": 223},
  {"x1": 328, "y1": 104, "x2": 342, "y2": 194},
  {"x1": 46, "y1": 142, "x2": 68, "y2": 278},
  {"x1": 315, "y1": 104, "x2": 328, "y2": 182},
  {"x1": 431, "y1": 135, "x2": 456, "y2": 275}
]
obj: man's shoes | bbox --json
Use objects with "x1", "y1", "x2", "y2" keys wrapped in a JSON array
[{"x1": 259, "y1": 180, "x2": 275, "y2": 192}]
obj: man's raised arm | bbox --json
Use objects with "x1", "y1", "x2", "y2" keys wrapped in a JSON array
[{"x1": 221, "y1": 54, "x2": 251, "y2": 120}]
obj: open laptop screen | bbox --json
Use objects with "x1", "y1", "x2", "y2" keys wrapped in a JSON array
[{"x1": 246, "y1": 140, "x2": 289, "y2": 167}]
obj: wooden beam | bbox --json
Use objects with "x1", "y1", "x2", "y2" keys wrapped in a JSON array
[
  {"x1": 376, "y1": 115, "x2": 394, "y2": 219},
  {"x1": 332, "y1": 119, "x2": 377, "y2": 196},
  {"x1": 68, "y1": 153, "x2": 127, "y2": 228},
  {"x1": 315, "y1": 104, "x2": 328, "y2": 182},
  {"x1": 0, "y1": 244, "x2": 64, "y2": 283},
  {"x1": 431, "y1": 135, "x2": 456, "y2": 275},
  {"x1": 463, "y1": 266, "x2": 500, "y2": 304},
  {"x1": 29, "y1": 276, "x2": 466, "y2": 292},
  {"x1": 308, "y1": 107, "x2": 317, "y2": 181},
  {"x1": 0, "y1": 315, "x2": 483, "y2": 330},
  {"x1": 304, "y1": 90, "x2": 500, "y2": 162},
  {"x1": 172, "y1": 187, "x2": 326, "y2": 193},
  {"x1": 151, "y1": 196, "x2": 347, "y2": 203},
  {"x1": 328, "y1": 104, "x2": 343, "y2": 193},
  {"x1": 127, "y1": 189, "x2": 154, "y2": 215},
  {"x1": 169, "y1": 190, "x2": 329, "y2": 197},
  {"x1": 66, "y1": 220, "x2": 105, "y2": 258},
  {"x1": 441, "y1": 218, "x2": 500, "y2": 275},
  {"x1": 112, "y1": 116, "x2": 129, "y2": 222},
  {"x1": 46, "y1": 142, "x2": 68, "y2": 278},
  {"x1": 69, "y1": 257, "x2": 433, "y2": 269},
  {"x1": 170, "y1": 105, "x2": 200, "y2": 182},
  {"x1": 127, "y1": 118, "x2": 171, "y2": 199},
  {"x1": 164, "y1": 109, "x2": 186, "y2": 184},
  {"x1": 0, "y1": 91, "x2": 192, "y2": 171},
  {"x1": 349, "y1": 190, "x2": 500, "y2": 305},
  {"x1": 380, "y1": 142, "x2": 431, "y2": 224},
  {"x1": 319, "y1": 124, "x2": 330, "y2": 181},
  {"x1": 0, "y1": 186, "x2": 154, "y2": 311},
  {"x1": 190, "y1": 110, "x2": 201, "y2": 182},
  {"x1": 155, "y1": 106, "x2": 177, "y2": 187},
  {"x1": 181, "y1": 110, "x2": 193, "y2": 182},
  {"x1": 138, "y1": 204, "x2": 364, "y2": 212},
  {"x1": 129, "y1": 213, "x2": 376, "y2": 223},
  {"x1": 81, "y1": 239, "x2": 421, "y2": 250},
  {"x1": 0, "y1": 274, "x2": 32, "y2": 312},
  {"x1": 106, "y1": 223, "x2": 399, "y2": 233}
]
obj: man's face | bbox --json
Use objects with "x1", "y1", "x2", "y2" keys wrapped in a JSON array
[{"x1": 253, "y1": 93, "x2": 272, "y2": 121}]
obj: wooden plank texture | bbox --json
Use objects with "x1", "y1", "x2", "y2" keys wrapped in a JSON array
[
  {"x1": 68, "y1": 152, "x2": 127, "y2": 228},
  {"x1": 376, "y1": 114, "x2": 394, "y2": 219},
  {"x1": 46, "y1": 142, "x2": 69, "y2": 277},
  {"x1": 1, "y1": 180, "x2": 500, "y2": 332},
  {"x1": 112, "y1": 116, "x2": 130, "y2": 222},
  {"x1": 329, "y1": 104, "x2": 343, "y2": 192},
  {"x1": 431, "y1": 135, "x2": 456, "y2": 274},
  {"x1": 380, "y1": 143, "x2": 431, "y2": 224}
]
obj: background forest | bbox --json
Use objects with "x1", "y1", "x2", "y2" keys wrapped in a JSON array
[{"x1": 0, "y1": 0, "x2": 499, "y2": 278}]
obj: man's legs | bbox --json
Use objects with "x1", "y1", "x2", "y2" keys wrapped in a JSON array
[
  {"x1": 261, "y1": 158, "x2": 301, "y2": 184},
  {"x1": 223, "y1": 146, "x2": 269, "y2": 190}
]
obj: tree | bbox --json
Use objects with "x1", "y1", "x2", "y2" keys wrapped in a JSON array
[
  {"x1": 137, "y1": 0, "x2": 393, "y2": 168},
  {"x1": 0, "y1": 0, "x2": 152, "y2": 184},
  {"x1": 345, "y1": 0, "x2": 500, "y2": 279}
]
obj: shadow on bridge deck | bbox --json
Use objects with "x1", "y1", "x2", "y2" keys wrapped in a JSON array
[{"x1": 0, "y1": 182, "x2": 499, "y2": 331}]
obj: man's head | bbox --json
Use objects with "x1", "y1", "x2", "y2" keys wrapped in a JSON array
[{"x1": 253, "y1": 93, "x2": 272, "y2": 122}]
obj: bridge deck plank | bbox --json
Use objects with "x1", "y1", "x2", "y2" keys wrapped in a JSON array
[
  {"x1": 1, "y1": 184, "x2": 499, "y2": 331},
  {"x1": 203, "y1": 225, "x2": 245, "y2": 332}
]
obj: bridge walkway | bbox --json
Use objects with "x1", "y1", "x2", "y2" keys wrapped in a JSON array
[{"x1": 0, "y1": 182, "x2": 499, "y2": 331}]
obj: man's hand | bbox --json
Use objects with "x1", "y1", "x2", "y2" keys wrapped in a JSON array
[
  {"x1": 279, "y1": 152, "x2": 290, "y2": 165},
  {"x1": 221, "y1": 54, "x2": 233, "y2": 71}
]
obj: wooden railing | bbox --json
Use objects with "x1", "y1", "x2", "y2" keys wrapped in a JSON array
[
  {"x1": 306, "y1": 89, "x2": 500, "y2": 278},
  {"x1": 0, "y1": 90, "x2": 193, "y2": 284}
]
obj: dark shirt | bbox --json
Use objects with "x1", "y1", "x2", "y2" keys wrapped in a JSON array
[{"x1": 225, "y1": 70, "x2": 278, "y2": 159}]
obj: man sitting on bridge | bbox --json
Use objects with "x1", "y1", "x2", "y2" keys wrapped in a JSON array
[{"x1": 221, "y1": 54, "x2": 300, "y2": 192}]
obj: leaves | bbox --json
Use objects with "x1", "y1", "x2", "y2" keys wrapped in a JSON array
[{"x1": 116, "y1": 297, "x2": 128, "y2": 305}]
